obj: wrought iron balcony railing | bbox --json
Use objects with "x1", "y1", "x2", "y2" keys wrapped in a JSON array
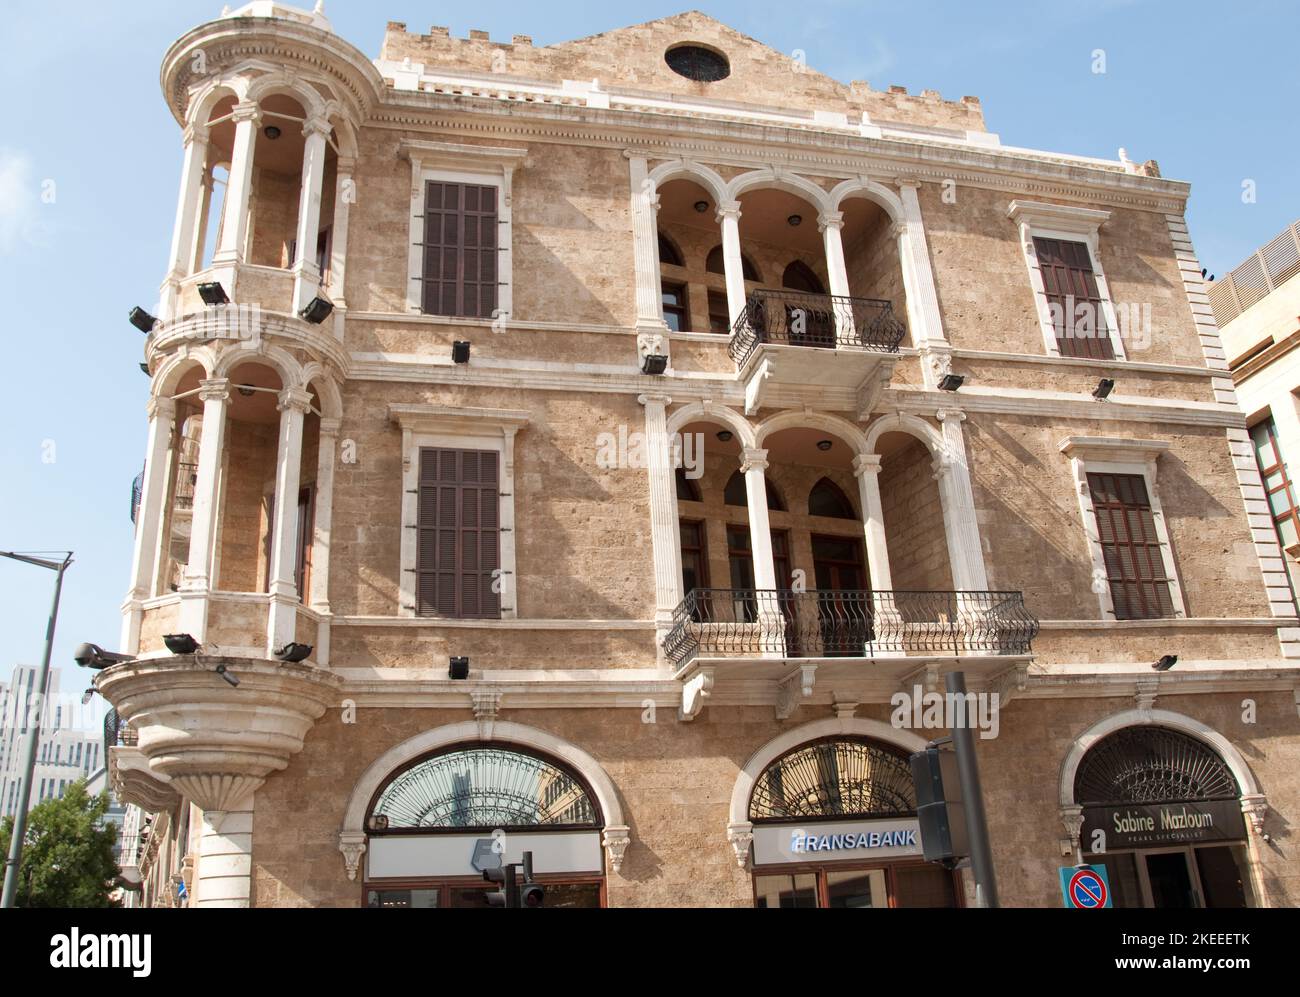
[
  {"x1": 664, "y1": 588, "x2": 1039, "y2": 668},
  {"x1": 104, "y1": 708, "x2": 138, "y2": 764},
  {"x1": 173, "y1": 461, "x2": 198, "y2": 510},
  {"x1": 728, "y1": 289, "x2": 907, "y2": 367}
]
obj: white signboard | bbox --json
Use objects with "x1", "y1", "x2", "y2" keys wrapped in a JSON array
[
  {"x1": 367, "y1": 831, "x2": 603, "y2": 879},
  {"x1": 752, "y1": 818, "x2": 923, "y2": 866}
]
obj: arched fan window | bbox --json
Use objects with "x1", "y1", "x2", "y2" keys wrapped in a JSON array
[
  {"x1": 706, "y1": 245, "x2": 761, "y2": 282},
  {"x1": 369, "y1": 745, "x2": 601, "y2": 831},
  {"x1": 782, "y1": 259, "x2": 827, "y2": 294},
  {"x1": 658, "y1": 231, "x2": 684, "y2": 267},
  {"x1": 724, "y1": 470, "x2": 785, "y2": 510},
  {"x1": 1074, "y1": 726, "x2": 1239, "y2": 806},
  {"x1": 808, "y1": 477, "x2": 857, "y2": 519},
  {"x1": 750, "y1": 737, "x2": 916, "y2": 821},
  {"x1": 676, "y1": 466, "x2": 702, "y2": 502}
]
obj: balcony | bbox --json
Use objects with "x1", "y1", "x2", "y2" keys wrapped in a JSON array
[
  {"x1": 666, "y1": 588, "x2": 1039, "y2": 719},
  {"x1": 728, "y1": 290, "x2": 905, "y2": 413}
]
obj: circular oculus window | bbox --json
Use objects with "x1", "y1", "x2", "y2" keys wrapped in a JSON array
[{"x1": 665, "y1": 44, "x2": 730, "y2": 82}]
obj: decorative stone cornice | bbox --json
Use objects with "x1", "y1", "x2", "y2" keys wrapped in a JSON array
[
  {"x1": 388, "y1": 403, "x2": 530, "y2": 437},
  {"x1": 1059, "y1": 436, "x2": 1172, "y2": 466},
  {"x1": 94, "y1": 655, "x2": 342, "y2": 812},
  {"x1": 1007, "y1": 198, "x2": 1111, "y2": 235}
]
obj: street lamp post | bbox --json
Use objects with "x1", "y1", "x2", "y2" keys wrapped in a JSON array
[{"x1": 0, "y1": 550, "x2": 73, "y2": 909}]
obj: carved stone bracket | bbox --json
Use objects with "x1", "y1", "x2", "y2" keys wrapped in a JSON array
[
  {"x1": 1059, "y1": 804, "x2": 1085, "y2": 859},
  {"x1": 471, "y1": 688, "x2": 504, "y2": 740},
  {"x1": 602, "y1": 825, "x2": 632, "y2": 874},
  {"x1": 339, "y1": 830, "x2": 367, "y2": 881},
  {"x1": 680, "y1": 668, "x2": 714, "y2": 721},
  {"x1": 1240, "y1": 793, "x2": 1270, "y2": 838},
  {"x1": 902, "y1": 662, "x2": 941, "y2": 695},
  {"x1": 776, "y1": 664, "x2": 817, "y2": 720},
  {"x1": 990, "y1": 663, "x2": 1028, "y2": 707},
  {"x1": 1134, "y1": 677, "x2": 1159, "y2": 712},
  {"x1": 727, "y1": 820, "x2": 755, "y2": 869}
]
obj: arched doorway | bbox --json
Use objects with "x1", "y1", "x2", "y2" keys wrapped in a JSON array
[
  {"x1": 361, "y1": 742, "x2": 608, "y2": 908},
  {"x1": 1072, "y1": 724, "x2": 1256, "y2": 908},
  {"x1": 735, "y1": 722, "x2": 959, "y2": 908}
]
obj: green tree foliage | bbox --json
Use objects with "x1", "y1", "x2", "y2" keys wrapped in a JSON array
[{"x1": 0, "y1": 779, "x2": 122, "y2": 907}]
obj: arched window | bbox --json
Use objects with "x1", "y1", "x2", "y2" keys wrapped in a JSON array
[
  {"x1": 808, "y1": 477, "x2": 856, "y2": 519},
  {"x1": 1074, "y1": 727, "x2": 1239, "y2": 806},
  {"x1": 782, "y1": 260, "x2": 826, "y2": 294},
  {"x1": 724, "y1": 470, "x2": 785, "y2": 510},
  {"x1": 369, "y1": 745, "x2": 601, "y2": 830},
  {"x1": 658, "y1": 231, "x2": 684, "y2": 267},
  {"x1": 676, "y1": 466, "x2": 702, "y2": 502},
  {"x1": 749, "y1": 737, "x2": 916, "y2": 821},
  {"x1": 707, "y1": 245, "x2": 761, "y2": 282}
]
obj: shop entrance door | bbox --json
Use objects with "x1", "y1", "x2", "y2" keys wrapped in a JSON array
[{"x1": 1141, "y1": 849, "x2": 1199, "y2": 908}]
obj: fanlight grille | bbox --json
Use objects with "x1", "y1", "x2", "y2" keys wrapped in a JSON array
[
  {"x1": 1074, "y1": 727, "x2": 1238, "y2": 806},
  {"x1": 749, "y1": 738, "x2": 916, "y2": 822},
  {"x1": 371, "y1": 746, "x2": 599, "y2": 830}
]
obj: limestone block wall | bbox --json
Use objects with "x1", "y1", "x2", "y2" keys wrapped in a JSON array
[
  {"x1": 880, "y1": 438, "x2": 953, "y2": 591},
  {"x1": 216, "y1": 420, "x2": 278, "y2": 593}
]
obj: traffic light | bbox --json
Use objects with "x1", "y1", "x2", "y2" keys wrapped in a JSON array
[
  {"x1": 483, "y1": 863, "x2": 519, "y2": 908},
  {"x1": 910, "y1": 745, "x2": 969, "y2": 867},
  {"x1": 519, "y1": 850, "x2": 545, "y2": 908}
]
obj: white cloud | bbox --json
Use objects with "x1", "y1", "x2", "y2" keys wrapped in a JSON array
[{"x1": 0, "y1": 149, "x2": 53, "y2": 253}]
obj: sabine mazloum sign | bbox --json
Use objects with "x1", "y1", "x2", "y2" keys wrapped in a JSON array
[{"x1": 1080, "y1": 800, "x2": 1246, "y2": 850}]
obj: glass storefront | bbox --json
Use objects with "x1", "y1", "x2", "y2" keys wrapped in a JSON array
[
  {"x1": 366, "y1": 880, "x2": 603, "y2": 909},
  {"x1": 1086, "y1": 844, "x2": 1255, "y2": 909},
  {"x1": 754, "y1": 862, "x2": 956, "y2": 909}
]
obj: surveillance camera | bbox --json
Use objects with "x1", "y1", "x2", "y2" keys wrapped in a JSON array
[{"x1": 73, "y1": 642, "x2": 131, "y2": 669}]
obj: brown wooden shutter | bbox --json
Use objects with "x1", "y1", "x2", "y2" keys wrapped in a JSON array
[
  {"x1": 420, "y1": 181, "x2": 499, "y2": 318},
  {"x1": 1034, "y1": 237, "x2": 1114, "y2": 360},
  {"x1": 1087, "y1": 472, "x2": 1174, "y2": 620},
  {"x1": 416, "y1": 447, "x2": 501, "y2": 618}
]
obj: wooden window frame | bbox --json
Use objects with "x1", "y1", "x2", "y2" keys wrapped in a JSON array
[
  {"x1": 661, "y1": 279, "x2": 690, "y2": 332},
  {"x1": 392, "y1": 404, "x2": 529, "y2": 620},
  {"x1": 679, "y1": 518, "x2": 710, "y2": 596},
  {"x1": 415, "y1": 448, "x2": 501, "y2": 620},
  {"x1": 1008, "y1": 200, "x2": 1126, "y2": 361},
  {"x1": 1249, "y1": 415, "x2": 1300, "y2": 559},
  {"x1": 751, "y1": 858, "x2": 964, "y2": 909},
  {"x1": 1061, "y1": 437, "x2": 1185, "y2": 620}
]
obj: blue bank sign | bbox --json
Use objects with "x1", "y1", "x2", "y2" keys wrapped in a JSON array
[{"x1": 753, "y1": 818, "x2": 923, "y2": 866}]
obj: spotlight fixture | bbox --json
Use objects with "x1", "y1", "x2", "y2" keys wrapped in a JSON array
[
  {"x1": 139, "y1": 363, "x2": 151, "y2": 375},
  {"x1": 237, "y1": 384, "x2": 256, "y2": 397},
  {"x1": 452, "y1": 340, "x2": 471, "y2": 364},
  {"x1": 1093, "y1": 377, "x2": 1115, "y2": 401},
  {"x1": 215, "y1": 663, "x2": 240, "y2": 687},
  {"x1": 816, "y1": 439, "x2": 833, "y2": 452},
  {"x1": 163, "y1": 632, "x2": 200, "y2": 655},
  {"x1": 693, "y1": 200, "x2": 709, "y2": 213},
  {"x1": 263, "y1": 125, "x2": 281, "y2": 140},
  {"x1": 641, "y1": 353, "x2": 668, "y2": 375},
  {"x1": 716, "y1": 430, "x2": 733, "y2": 443},
  {"x1": 273, "y1": 642, "x2": 313, "y2": 663},
  {"x1": 938, "y1": 373, "x2": 964, "y2": 391},
  {"x1": 787, "y1": 214, "x2": 802, "y2": 227},
  {"x1": 72, "y1": 643, "x2": 132, "y2": 670},
  {"x1": 449, "y1": 655, "x2": 470, "y2": 680},
  {"x1": 81, "y1": 688, "x2": 95, "y2": 705},
  {"x1": 1152, "y1": 654, "x2": 1178, "y2": 672},
  {"x1": 299, "y1": 294, "x2": 334, "y2": 324},
  {"x1": 197, "y1": 281, "x2": 229, "y2": 306},
  {"x1": 129, "y1": 306, "x2": 158, "y2": 334}
]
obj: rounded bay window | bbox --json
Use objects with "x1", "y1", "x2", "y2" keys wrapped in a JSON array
[
  {"x1": 362, "y1": 743, "x2": 606, "y2": 908},
  {"x1": 1073, "y1": 725, "x2": 1256, "y2": 908},
  {"x1": 744, "y1": 735, "x2": 959, "y2": 908}
]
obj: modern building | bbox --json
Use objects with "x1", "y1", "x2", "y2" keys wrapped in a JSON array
[
  {"x1": 1211, "y1": 220, "x2": 1300, "y2": 603},
  {"x1": 0, "y1": 667, "x2": 106, "y2": 819},
  {"x1": 98, "y1": 3, "x2": 1300, "y2": 908}
]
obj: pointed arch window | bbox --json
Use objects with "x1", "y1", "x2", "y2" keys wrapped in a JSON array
[
  {"x1": 808, "y1": 477, "x2": 856, "y2": 519},
  {"x1": 707, "y1": 245, "x2": 761, "y2": 282},
  {"x1": 782, "y1": 260, "x2": 826, "y2": 294},
  {"x1": 724, "y1": 470, "x2": 785, "y2": 510},
  {"x1": 658, "y1": 231, "x2": 685, "y2": 268}
]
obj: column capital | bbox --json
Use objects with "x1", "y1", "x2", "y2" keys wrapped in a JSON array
[
  {"x1": 146, "y1": 395, "x2": 177, "y2": 421},
  {"x1": 715, "y1": 201, "x2": 742, "y2": 224},
  {"x1": 852, "y1": 453, "x2": 882, "y2": 476},
  {"x1": 817, "y1": 210, "x2": 844, "y2": 232},
  {"x1": 637, "y1": 392, "x2": 672, "y2": 409},
  {"x1": 894, "y1": 176, "x2": 923, "y2": 190},
  {"x1": 197, "y1": 378, "x2": 230, "y2": 403},
  {"x1": 740, "y1": 447, "x2": 769, "y2": 473},
  {"x1": 182, "y1": 123, "x2": 210, "y2": 147},
  {"x1": 936, "y1": 408, "x2": 966, "y2": 424},
  {"x1": 302, "y1": 115, "x2": 333, "y2": 139},
  {"x1": 277, "y1": 386, "x2": 314, "y2": 413},
  {"x1": 891, "y1": 220, "x2": 908, "y2": 239},
  {"x1": 230, "y1": 101, "x2": 262, "y2": 124}
]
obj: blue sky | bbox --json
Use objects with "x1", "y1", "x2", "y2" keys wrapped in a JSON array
[{"x1": 1, "y1": 0, "x2": 1296, "y2": 695}]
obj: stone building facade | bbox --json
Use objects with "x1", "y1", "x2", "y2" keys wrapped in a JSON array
[{"x1": 99, "y1": 3, "x2": 1300, "y2": 908}]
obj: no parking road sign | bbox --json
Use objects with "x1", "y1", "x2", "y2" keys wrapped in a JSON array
[{"x1": 1060, "y1": 864, "x2": 1112, "y2": 908}]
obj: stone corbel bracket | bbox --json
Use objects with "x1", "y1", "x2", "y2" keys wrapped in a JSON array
[
  {"x1": 776, "y1": 664, "x2": 817, "y2": 720},
  {"x1": 339, "y1": 830, "x2": 367, "y2": 881},
  {"x1": 603, "y1": 825, "x2": 632, "y2": 874},
  {"x1": 680, "y1": 668, "x2": 714, "y2": 722},
  {"x1": 727, "y1": 820, "x2": 755, "y2": 869}
]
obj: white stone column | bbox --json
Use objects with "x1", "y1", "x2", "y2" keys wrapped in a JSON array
[
  {"x1": 640, "y1": 394, "x2": 682, "y2": 634},
  {"x1": 895, "y1": 180, "x2": 951, "y2": 387},
  {"x1": 935, "y1": 410, "x2": 989, "y2": 591},
  {"x1": 121, "y1": 396, "x2": 177, "y2": 654},
  {"x1": 628, "y1": 156, "x2": 664, "y2": 329},
  {"x1": 853, "y1": 453, "x2": 892, "y2": 591},
  {"x1": 718, "y1": 201, "x2": 747, "y2": 326},
  {"x1": 308, "y1": 416, "x2": 339, "y2": 619},
  {"x1": 211, "y1": 101, "x2": 260, "y2": 276},
  {"x1": 178, "y1": 380, "x2": 229, "y2": 642},
  {"x1": 189, "y1": 169, "x2": 214, "y2": 275},
  {"x1": 327, "y1": 156, "x2": 355, "y2": 322},
  {"x1": 161, "y1": 125, "x2": 210, "y2": 320},
  {"x1": 267, "y1": 387, "x2": 313, "y2": 654},
  {"x1": 193, "y1": 794, "x2": 254, "y2": 908},
  {"x1": 292, "y1": 115, "x2": 331, "y2": 312},
  {"x1": 741, "y1": 448, "x2": 778, "y2": 591},
  {"x1": 820, "y1": 210, "x2": 852, "y2": 340}
]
